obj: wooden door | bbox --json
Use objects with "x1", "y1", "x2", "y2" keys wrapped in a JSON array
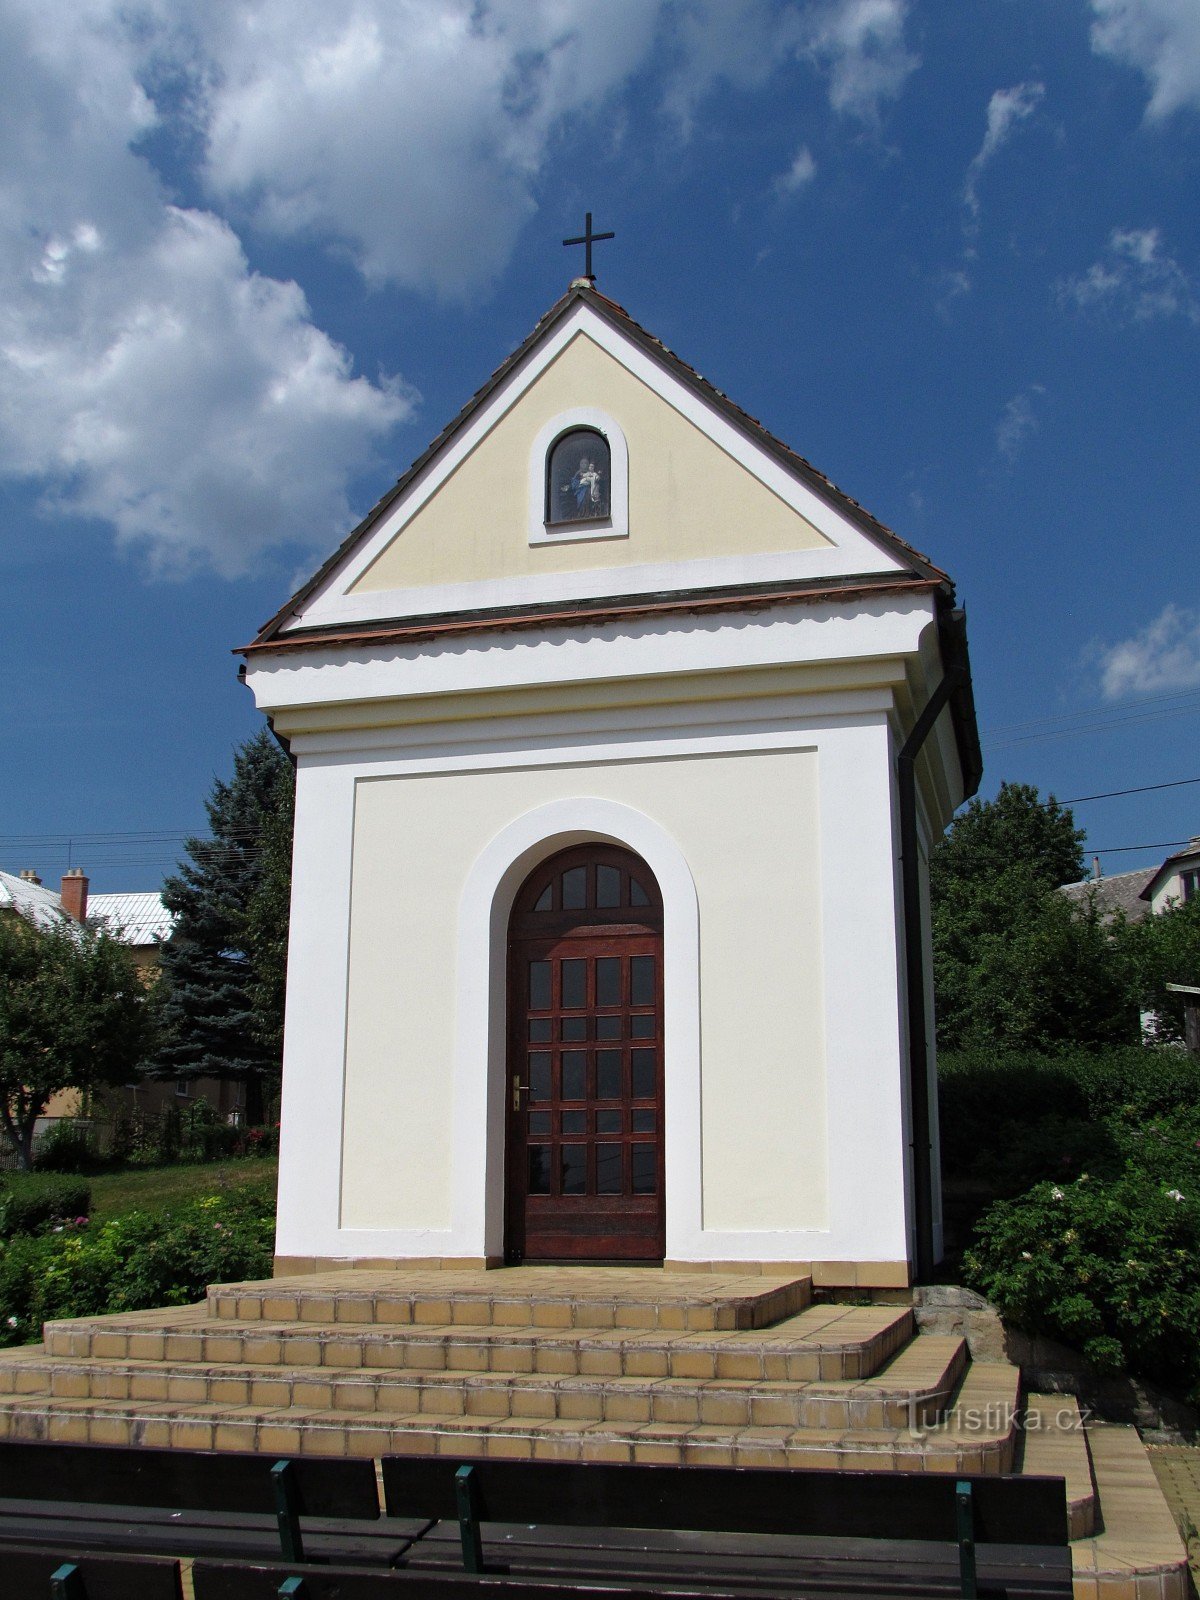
[{"x1": 505, "y1": 845, "x2": 664, "y2": 1262}]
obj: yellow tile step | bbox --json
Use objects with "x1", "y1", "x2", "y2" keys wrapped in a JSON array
[
  {"x1": 1072, "y1": 1423, "x2": 1190, "y2": 1599},
  {"x1": 40, "y1": 1302, "x2": 914, "y2": 1383},
  {"x1": 1019, "y1": 1393, "x2": 1097, "y2": 1540},
  {"x1": 0, "y1": 1334, "x2": 967, "y2": 1431},
  {"x1": 0, "y1": 1386, "x2": 1016, "y2": 1472},
  {"x1": 206, "y1": 1268, "x2": 811, "y2": 1332}
]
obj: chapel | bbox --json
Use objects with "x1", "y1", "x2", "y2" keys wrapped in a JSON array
[{"x1": 240, "y1": 276, "x2": 981, "y2": 1287}]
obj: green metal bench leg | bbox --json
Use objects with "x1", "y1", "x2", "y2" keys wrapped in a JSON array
[
  {"x1": 455, "y1": 1462, "x2": 484, "y2": 1574},
  {"x1": 956, "y1": 1479, "x2": 978, "y2": 1600},
  {"x1": 278, "y1": 1579, "x2": 307, "y2": 1598},
  {"x1": 272, "y1": 1458, "x2": 305, "y2": 1564},
  {"x1": 50, "y1": 1564, "x2": 86, "y2": 1600}
]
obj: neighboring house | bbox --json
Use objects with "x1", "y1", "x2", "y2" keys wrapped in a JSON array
[
  {"x1": 1059, "y1": 864, "x2": 1153, "y2": 926},
  {"x1": 1058, "y1": 835, "x2": 1200, "y2": 924},
  {"x1": 0, "y1": 867, "x2": 244, "y2": 1130},
  {"x1": 87, "y1": 890, "x2": 177, "y2": 977},
  {"x1": 0, "y1": 867, "x2": 85, "y2": 931},
  {"x1": 1138, "y1": 836, "x2": 1200, "y2": 915}
]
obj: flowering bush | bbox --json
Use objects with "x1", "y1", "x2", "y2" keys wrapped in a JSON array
[
  {"x1": 0, "y1": 1177, "x2": 92, "y2": 1239},
  {"x1": 963, "y1": 1173, "x2": 1200, "y2": 1397},
  {"x1": 0, "y1": 1183, "x2": 275, "y2": 1346}
]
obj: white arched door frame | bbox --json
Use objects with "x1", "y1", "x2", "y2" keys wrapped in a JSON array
[{"x1": 450, "y1": 799, "x2": 700, "y2": 1261}]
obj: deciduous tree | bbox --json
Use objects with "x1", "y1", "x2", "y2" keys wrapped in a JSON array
[{"x1": 0, "y1": 915, "x2": 155, "y2": 1169}]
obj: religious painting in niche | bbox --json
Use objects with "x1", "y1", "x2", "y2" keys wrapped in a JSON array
[{"x1": 546, "y1": 428, "x2": 610, "y2": 525}]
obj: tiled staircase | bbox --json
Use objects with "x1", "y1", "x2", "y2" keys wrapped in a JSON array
[{"x1": 0, "y1": 1267, "x2": 1187, "y2": 1596}]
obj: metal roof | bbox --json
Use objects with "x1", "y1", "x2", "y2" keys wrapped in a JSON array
[
  {"x1": 87, "y1": 891, "x2": 176, "y2": 946},
  {"x1": 0, "y1": 870, "x2": 74, "y2": 931}
]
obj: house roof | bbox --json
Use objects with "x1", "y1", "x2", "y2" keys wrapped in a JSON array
[
  {"x1": 1139, "y1": 837, "x2": 1200, "y2": 902},
  {"x1": 87, "y1": 891, "x2": 176, "y2": 946},
  {"x1": 1060, "y1": 868, "x2": 1154, "y2": 924},
  {"x1": 0, "y1": 870, "x2": 73, "y2": 931},
  {"x1": 243, "y1": 281, "x2": 953, "y2": 656}
]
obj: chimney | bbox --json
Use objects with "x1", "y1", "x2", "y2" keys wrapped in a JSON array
[
  {"x1": 18, "y1": 869, "x2": 42, "y2": 886},
  {"x1": 1092, "y1": 856, "x2": 1102, "y2": 881},
  {"x1": 60, "y1": 868, "x2": 89, "y2": 922}
]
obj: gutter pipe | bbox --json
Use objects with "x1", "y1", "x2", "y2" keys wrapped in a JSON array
[{"x1": 898, "y1": 605, "x2": 976, "y2": 1283}]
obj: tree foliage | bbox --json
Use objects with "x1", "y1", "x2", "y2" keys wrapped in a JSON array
[
  {"x1": 1120, "y1": 895, "x2": 1200, "y2": 1043},
  {"x1": 154, "y1": 731, "x2": 293, "y2": 1122},
  {"x1": 931, "y1": 784, "x2": 1135, "y2": 1052},
  {"x1": 0, "y1": 915, "x2": 155, "y2": 1170},
  {"x1": 930, "y1": 781, "x2": 1085, "y2": 899}
]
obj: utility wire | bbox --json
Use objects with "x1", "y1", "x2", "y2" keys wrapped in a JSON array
[
  {"x1": 1062, "y1": 776, "x2": 1200, "y2": 804},
  {"x1": 1092, "y1": 839, "x2": 1192, "y2": 855}
]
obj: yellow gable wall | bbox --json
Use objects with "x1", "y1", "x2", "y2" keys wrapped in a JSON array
[{"x1": 350, "y1": 331, "x2": 831, "y2": 593}]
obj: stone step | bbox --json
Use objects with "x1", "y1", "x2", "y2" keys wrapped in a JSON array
[
  {"x1": 0, "y1": 1360, "x2": 1019, "y2": 1473},
  {"x1": 0, "y1": 1335, "x2": 966, "y2": 1432},
  {"x1": 46, "y1": 1303, "x2": 913, "y2": 1384},
  {"x1": 206, "y1": 1268, "x2": 812, "y2": 1333}
]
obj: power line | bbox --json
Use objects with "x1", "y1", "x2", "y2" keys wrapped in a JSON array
[
  {"x1": 1062, "y1": 776, "x2": 1200, "y2": 804},
  {"x1": 1092, "y1": 839, "x2": 1192, "y2": 855}
]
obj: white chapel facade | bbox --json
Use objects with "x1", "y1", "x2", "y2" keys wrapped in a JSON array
[{"x1": 241, "y1": 281, "x2": 981, "y2": 1288}]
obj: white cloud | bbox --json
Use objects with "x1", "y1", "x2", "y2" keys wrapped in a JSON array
[
  {"x1": 797, "y1": 0, "x2": 918, "y2": 123},
  {"x1": 1095, "y1": 605, "x2": 1200, "y2": 698},
  {"x1": 1089, "y1": 0, "x2": 1200, "y2": 119},
  {"x1": 963, "y1": 82, "x2": 1045, "y2": 223},
  {"x1": 995, "y1": 384, "x2": 1045, "y2": 462},
  {"x1": 0, "y1": 0, "x2": 922, "y2": 574},
  {"x1": 773, "y1": 145, "x2": 817, "y2": 195},
  {"x1": 0, "y1": 0, "x2": 409, "y2": 577},
  {"x1": 1059, "y1": 226, "x2": 1199, "y2": 323}
]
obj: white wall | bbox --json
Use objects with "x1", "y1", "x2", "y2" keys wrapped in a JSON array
[{"x1": 272, "y1": 703, "x2": 911, "y2": 1268}]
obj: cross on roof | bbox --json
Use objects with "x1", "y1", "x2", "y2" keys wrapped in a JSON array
[{"x1": 563, "y1": 212, "x2": 615, "y2": 282}]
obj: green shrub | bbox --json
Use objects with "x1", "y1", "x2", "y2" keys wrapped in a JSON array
[
  {"x1": 180, "y1": 1099, "x2": 241, "y2": 1162},
  {"x1": 0, "y1": 1176, "x2": 91, "y2": 1238},
  {"x1": 34, "y1": 1119, "x2": 102, "y2": 1175},
  {"x1": 938, "y1": 1045, "x2": 1200, "y2": 1193},
  {"x1": 963, "y1": 1173, "x2": 1200, "y2": 1397},
  {"x1": 0, "y1": 1182, "x2": 275, "y2": 1346}
]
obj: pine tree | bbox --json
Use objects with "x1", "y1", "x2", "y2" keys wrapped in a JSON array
[{"x1": 153, "y1": 730, "x2": 293, "y2": 1123}]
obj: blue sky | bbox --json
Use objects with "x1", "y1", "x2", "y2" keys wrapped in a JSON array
[{"x1": 1, "y1": 0, "x2": 1198, "y2": 892}]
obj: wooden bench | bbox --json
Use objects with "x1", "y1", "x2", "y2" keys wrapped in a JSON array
[
  {"x1": 378, "y1": 1456, "x2": 1074, "y2": 1599},
  {"x1": 192, "y1": 1563, "x2": 678, "y2": 1600},
  {"x1": 0, "y1": 1543, "x2": 183, "y2": 1598},
  {"x1": 0, "y1": 1441, "x2": 417, "y2": 1567}
]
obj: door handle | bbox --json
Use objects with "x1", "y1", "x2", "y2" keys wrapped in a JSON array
[{"x1": 512, "y1": 1076, "x2": 530, "y2": 1111}]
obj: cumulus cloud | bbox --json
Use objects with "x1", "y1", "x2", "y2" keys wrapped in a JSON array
[
  {"x1": 773, "y1": 145, "x2": 818, "y2": 196},
  {"x1": 0, "y1": 0, "x2": 410, "y2": 577},
  {"x1": 1059, "y1": 227, "x2": 1199, "y2": 323},
  {"x1": 0, "y1": 0, "x2": 923, "y2": 574},
  {"x1": 963, "y1": 82, "x2": 1045, "y2": 224},
  {"x1": 995, "y1": 385, "x2": 1045, "y2": 462},
  {"x1": 1094, "y1": 605, "x2": 1200, "y2": 699},
  {"x1": 1089, "y1": 0, "x2": 1200, "y2": 119},
  {"x1": 797, "y1": 0, "x2": 918, "y2": 123}
]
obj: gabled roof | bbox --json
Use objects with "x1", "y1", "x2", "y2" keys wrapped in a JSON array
[
  {"x1": 1140, "y1": 837, "x2": 1200, "y2": 902},
  {"x1": 243, "y1": 281, "x2": 952, "y2": 656},
  {"x1": 0, "y1": 870, "x2": 73, "y2": 931}
]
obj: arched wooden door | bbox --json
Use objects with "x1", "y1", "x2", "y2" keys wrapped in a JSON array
[{"x1": 505, "y1": 844, "x2": 665, "y2": 1262}]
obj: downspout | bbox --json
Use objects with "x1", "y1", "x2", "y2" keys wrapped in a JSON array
[{"x1": 898, "y1": 609, "x2": 972, "y2": 1283}]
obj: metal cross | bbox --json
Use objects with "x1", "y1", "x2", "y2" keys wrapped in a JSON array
[{"x1": 563, "y1": 212, "x2": 614, "y2": 282}]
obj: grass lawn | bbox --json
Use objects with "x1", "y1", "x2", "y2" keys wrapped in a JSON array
[{"x1": 85, "y1": 1157, "x2": 278, "y2": 1226}]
